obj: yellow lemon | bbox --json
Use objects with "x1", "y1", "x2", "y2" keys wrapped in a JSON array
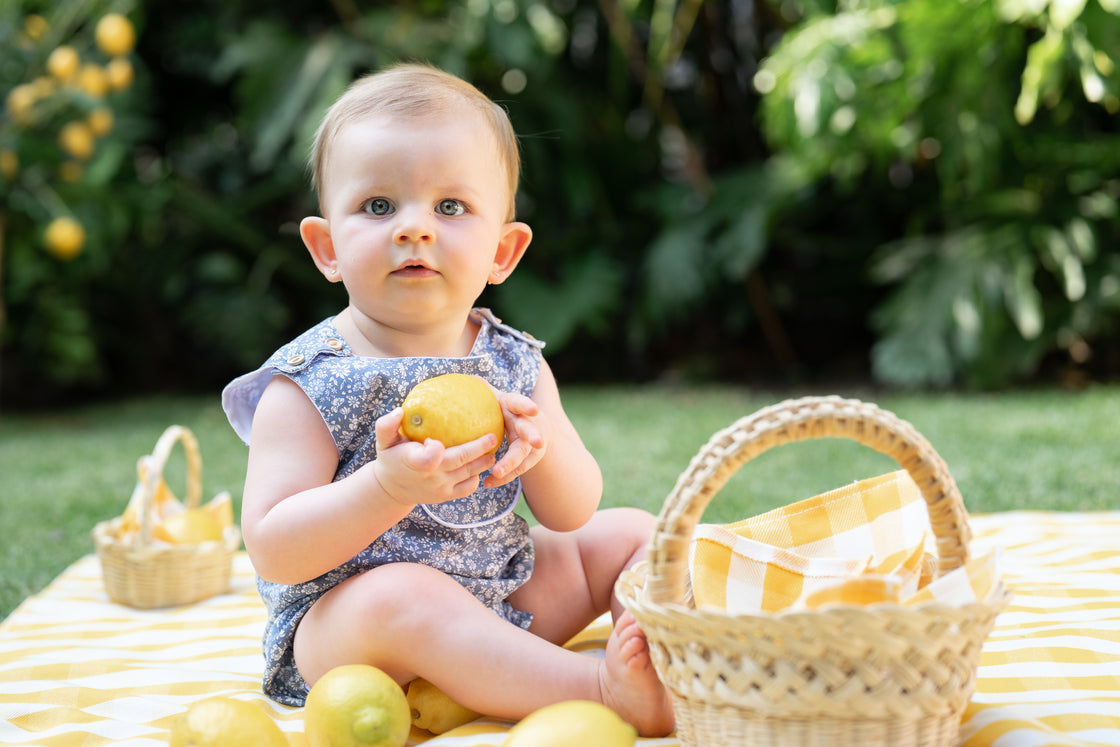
[
  {"x1": 400, "y1": 373, "x2": 503, "y2": 452},
  {"x1": 503, "y1": 701, "x2": 636, "y2": 747},
  {"x1": 119, "y1": 475, "x2": 180, "y2": 538},
  {"x1": 204, "y1": 491, "x2": 235, "y2": 531},
  {"x1": 6, "y1": 84, "x2": 38, "y2": 124},
  {"x1": 77, "y1": 64, "x2": 110, "y2": 98},
  {"x1": 88, "y1": 108, "x2": 114, "y2": 136},
  {"x1": 24, "y1": 14, "x2": 49, "y2": 41},
  {"x1": 44, "y1": 216, "x2": 85, "y2": 261},
  {"x1": 106, "y1": 57, "x2": 134, "y2": 90},
  {"x1": 153, "y1": 507, "x2": 224, "y2": 544},
  {"x1": 47, "y1": 45, "x2": 80, "y2": 82},
  {"x1": 170, "y1": 697, "x2": 288, "y2": 747},
  {"x1": 95, "y1": 13, "x2": 136, "y2": 57},
  {"x1": 803, "y1": 575, "x2": 902, "y2": 609},
  {"x1": 406, "y1": 678, "x2": 481, "y2": 734},
  {"x1": 304, "y1": 665, "x2": 410, "y2": 747},
  {"x1": 0, "y1": 149, "x2": 17, "y2": 181},
  {"x1": 59, "y1": 121, "x2": 95, "y2": 160}
]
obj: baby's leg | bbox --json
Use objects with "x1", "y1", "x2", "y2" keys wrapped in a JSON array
[
  {"x1": 292, "y1": 560, "x2": 671, "y2": 736},
  {"x1": 507, "y1": 506, "x2": 656, "y2": 644},
  {"x1": 507, "y1": 507, "x2": 674, "y2": 736}
]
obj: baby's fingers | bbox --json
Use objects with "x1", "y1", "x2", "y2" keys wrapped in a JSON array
[
  {"x1": 498, "y1": 393, "x2": 544, "y2": 449},
  {"x1": 484, "y1": 438, "x2": 534, "y2": 488},
  {"x1": 375, "y1": 408, "x2": 406, "y2": 450}
]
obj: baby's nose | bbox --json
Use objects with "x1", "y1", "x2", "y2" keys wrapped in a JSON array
[{"x1": 393, "y1": 208, "x2": 434, "y2": 244}]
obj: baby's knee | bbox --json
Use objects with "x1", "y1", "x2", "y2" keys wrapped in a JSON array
[
  {"x1": 333, "y1": 562, "x2": 455, "y2": 627},
  {"x1": 603, "y1": 506, "x2": 656, "y2": 543}
]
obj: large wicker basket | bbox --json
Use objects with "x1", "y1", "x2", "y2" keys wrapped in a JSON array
[
  {"x1": 91, "y1": 425, "x2": 241, "y2": 609},
  {"x1": 617, "y1": 396, "x2": 1010, "y2": 747}
]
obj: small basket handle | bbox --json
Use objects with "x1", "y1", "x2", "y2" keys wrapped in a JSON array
[
  {"x1": 136, "y1": 425, "x2": 202, "y2": 547},
  {"x1": 644, "y1": 396, "x2": 972, "y2": 607}
]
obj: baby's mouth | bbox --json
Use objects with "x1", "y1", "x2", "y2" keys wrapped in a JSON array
[{"x1": 392, "y1": 261, "x2": 438, "y2": 278}]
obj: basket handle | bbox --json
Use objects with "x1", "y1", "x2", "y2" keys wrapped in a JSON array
[
  {"x1": 643, "y1": 396, "x2": 972, "y2": 607},
  {"x1": 136, "y1": 425, "x2": 202, "y2": 547}
]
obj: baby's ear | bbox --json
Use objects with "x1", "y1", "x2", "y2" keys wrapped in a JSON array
[
  {"x1": 300, "y1": 217, "x2": 341, "y2": 282},
  {"x1": 490, "y1": 221, "x2": 533, "y2": 283}
]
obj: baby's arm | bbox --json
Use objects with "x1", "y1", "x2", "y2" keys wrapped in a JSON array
[
  {"x1": 241, "y1": 375, "x2": 501, "y2": 585},
  {"x1": 490, "y1": 361, "x2": 603, "y2": 531}
]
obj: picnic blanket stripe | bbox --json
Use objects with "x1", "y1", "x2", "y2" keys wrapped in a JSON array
[
  {"x1": 961, "y1": 512, "x2": 1120, "y2": 747},
  {"x1": 2, "y1": 511, "x2": 1120, "y2": 746}
]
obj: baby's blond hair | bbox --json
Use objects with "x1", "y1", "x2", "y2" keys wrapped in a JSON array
[{"x1": 308, "y1": 63, "x2": 521, "y2": 221}]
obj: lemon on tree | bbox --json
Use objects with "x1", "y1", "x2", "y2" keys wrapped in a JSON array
[
  {"x1": 6, "y1": 84, "x2": 38, "y2": 124},
  {"x1": 87, "y1": 108, "x2": 113, "y2": 137},
  {"x1": 46, "y1": 45, "x2": 80, "y2": 82},
  {"x1": 304, "y1": 665, "x2": 410, "y2": 747},
  {"x1": 0, "y1": 149, "x2": 17, "y2": 181},
  {"x1": 23, "y1": 14, "x2": 48, "y2": 41},
  {"x1": 44, "y1": 217, "x2": 85, "y2": 261},
  {"x1": 400, "y1": 373, "x2": 504, "y2": 452},
  {"x1": 59, "y1": 121, "x2": 95, "y2": 160},
  {"x1": 503, "y1": 701, "x2": 637, "y2": 747},
  {"x1": 95, "y1": 13, "x2": 136, "y2": 57},
  {"x1": 77, "y1": 64, "x2": 110, "y2": 98},
  {"x1": 170, "y1": 697, "x2": 288, "y2": 747},
  {"x1": 106, "y1": 57, "x2": 133, "y2": 90}
]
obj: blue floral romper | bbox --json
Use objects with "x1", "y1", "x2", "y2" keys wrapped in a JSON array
[{"x1": 221, "y1": 308, "x2": 544, "y2": 706}]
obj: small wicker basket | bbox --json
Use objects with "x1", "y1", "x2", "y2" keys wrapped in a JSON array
[
  {"x1": 91, "y1": 425, "x2": 241, "y2": 609},
  {"x1": 617, "y1": 396, "x2": 1009, "y2": 747}
]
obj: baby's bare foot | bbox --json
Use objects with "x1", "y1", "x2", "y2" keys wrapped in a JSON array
[{"x1": 598, "y1": 611, "x2": 675, "y2": 737}]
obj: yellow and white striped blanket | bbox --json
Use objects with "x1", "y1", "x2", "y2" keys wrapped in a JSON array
[{"x1": 1, "y1": 511, "x2": 1118, "y2": 746}]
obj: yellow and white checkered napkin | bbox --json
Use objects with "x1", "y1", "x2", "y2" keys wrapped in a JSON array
[{"x1": 689, "y1": 470, "x2": 1000, "y2": 613}]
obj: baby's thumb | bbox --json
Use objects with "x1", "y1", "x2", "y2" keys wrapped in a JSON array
[{"x1": 375, "y1": 407, "x2": 406, "y2": 450}]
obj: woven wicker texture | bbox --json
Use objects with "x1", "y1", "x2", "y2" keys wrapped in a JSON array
[
  {"x1": 91, "y1": 425, "x2": 241, "y2": 609},
  {"x1": 617, "y1": 396, "x2": 1010, "y2": 747}
]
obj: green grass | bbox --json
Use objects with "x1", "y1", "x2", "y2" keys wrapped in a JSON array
[{"x1": 3, "y1": 385, "x2": 1118, "y2": 620}]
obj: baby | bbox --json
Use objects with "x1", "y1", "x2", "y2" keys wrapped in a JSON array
[{"x1": 222, "y1": 63, "x2": 674, "y2": 737}]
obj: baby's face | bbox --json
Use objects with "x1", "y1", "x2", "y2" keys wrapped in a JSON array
[{"x1": 317, "y1": 106, "x2": 515, "y2": 336}]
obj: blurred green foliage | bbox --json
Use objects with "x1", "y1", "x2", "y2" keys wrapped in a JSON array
[
  {"x1": 757, "y1": 0, "x2": 1120, "y2": 387},
  {"x1": 2, "y1": 0, "x2": 1119, "y2": 405}
]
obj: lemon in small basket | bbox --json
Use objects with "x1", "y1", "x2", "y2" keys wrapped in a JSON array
[
  {"x1": 304, "y1": 664, "x2": 410, "y2": 747},
  {"x1": 400, "y1": 373, "x2": 503, "y2": 452},
  {"x1": 153, "y1": 507, "x2": 225, "y2": 544},
  {"x1": 170, "y1": 697, "x2": 288, "y2": 747}
]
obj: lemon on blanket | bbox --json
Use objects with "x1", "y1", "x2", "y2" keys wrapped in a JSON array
[
  {"x1": 170, "y1": 697, "x2": 288, "y2": 747},
  {"x1": 406, "y1": 677, "x2": 482, "y2": 734},
  {"x1": 503, "y1": 700, "x2": 636, "y2": 747},
  {"x1": 305, "y1": 665, "x2": 410, "y2": 747},
  {"x1": 400, "y1": 373, "x2": 503, "y2": 452}
]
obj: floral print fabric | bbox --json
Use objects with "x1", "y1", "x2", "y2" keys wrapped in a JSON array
[{"x1": 221, "y1": 308, "x2": 545, "y2": 705}]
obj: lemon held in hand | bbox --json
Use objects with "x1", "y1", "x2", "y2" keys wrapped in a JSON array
[
  {"x1": 400, "y1": 373, "x2": 503, "y2": 453},
  {"x1": 170, "y1": 697, "x2": 288, "y2": 747},
  {"x1": 304, "y1": 664, "x2": 411, "y2": 747}
]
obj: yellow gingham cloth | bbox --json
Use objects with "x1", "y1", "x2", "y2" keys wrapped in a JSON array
[{"x1": 689, "y1": 470, "x2": 1000, "y2": 613}]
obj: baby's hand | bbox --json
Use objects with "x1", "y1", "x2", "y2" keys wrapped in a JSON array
[
  {"x1": 483, "y1": 391, "x2": 547, "y2": 489},
  {"x1": 371, "y1": 407, "x2": 499, "y2": 506}
]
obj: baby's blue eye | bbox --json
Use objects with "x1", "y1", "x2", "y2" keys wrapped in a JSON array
[
  {"x1": 363, "y1": 198, "x2": 393, "y2": 216},
  {"x1": 436, "y1": 199, "x2": 465, "y2": 217}
]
